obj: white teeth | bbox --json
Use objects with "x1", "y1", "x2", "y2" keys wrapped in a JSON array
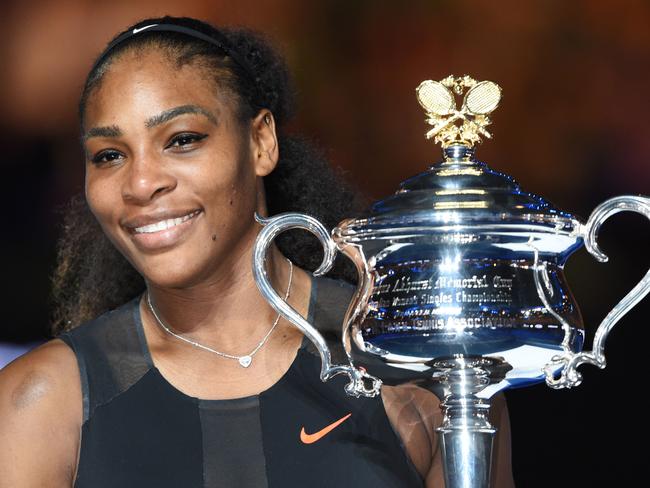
[{"x1": 134, "y1": 211, "x2": 198, "y2": 234}]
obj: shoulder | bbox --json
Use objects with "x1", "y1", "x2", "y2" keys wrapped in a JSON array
[
  {"x1": 62, "y1": 297, "x2": 139, "y2": 343},
  {"x1": 311, "y1": 275, "x2": 354, "y2": 309},
  {"x1": 304, "y1": 275, "x2": 355, "y2": 361},
  {"x1": 0, "y1": 339, "x2": 81, "y2": 486},
  {"x1": 310, "y1": 275, "x2": 354, "y2": 332},
  {"x1": 0, "y1": 339, "x2": 81, "y2": 415},
  {"x1": 0, "y1": 337, "x2": 79, "y2": 393},
  {"x1": 57, "y1": 297, "x2": 144, "y2": 376}
]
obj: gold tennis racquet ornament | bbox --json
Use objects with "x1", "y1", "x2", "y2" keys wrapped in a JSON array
[
  {"x1": 416, "y1": 75, "x2": 501, "y2": 148},
  {"x1": 253, "y1": 75, "x2": 650, "y2": 487}
]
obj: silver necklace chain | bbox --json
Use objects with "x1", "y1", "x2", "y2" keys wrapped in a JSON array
[{"x1": 146, "y1": 259, "x2": 293, "y2": 368}]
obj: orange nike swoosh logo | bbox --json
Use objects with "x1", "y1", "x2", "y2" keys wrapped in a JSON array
[{"x1": 300, "y1": 413, "x2": 352, "y2": 444}]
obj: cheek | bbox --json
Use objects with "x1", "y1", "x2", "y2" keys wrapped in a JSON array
[
  {"x1": 84, "y1": 171, "x2": 121, "y2": 233},
  {"x1": 197, "y1": 153, "x2": 257, "y2": 216}
]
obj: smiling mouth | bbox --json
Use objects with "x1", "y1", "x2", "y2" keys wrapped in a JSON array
[{"x1": 132, "y1": 210, "x2": 202, "y2": 234}]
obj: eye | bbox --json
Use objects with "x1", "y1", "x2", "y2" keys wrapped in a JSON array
[
  {"x1": 165, "y1": 132, "x2": 208, "y2": 151},
  {"x1": 90, "y1": 149, "x2": 124, "y2": 166}
]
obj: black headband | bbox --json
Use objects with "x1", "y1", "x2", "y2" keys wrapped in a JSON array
[{"x1": 90, "y1": 23, "x2": 259, "y2": 87}]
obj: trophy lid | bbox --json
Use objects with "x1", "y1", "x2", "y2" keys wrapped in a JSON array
[{"x1": 336, "y1": 76, "x2": 581, "y2": 251}]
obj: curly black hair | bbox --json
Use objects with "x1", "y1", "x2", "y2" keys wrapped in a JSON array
[{"x1": 51, "y1": 16, "x2": 365, "y2": 335}]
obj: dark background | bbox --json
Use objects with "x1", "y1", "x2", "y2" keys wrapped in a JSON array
[{"x1": 1, "y1": 1, "x2": 648, "y2": 486}]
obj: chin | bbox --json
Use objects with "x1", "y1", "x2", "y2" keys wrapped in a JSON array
[
  {"x1": 141, "y1": 263, "x2": 207, "y2": 290},
  {"x1": 118, "y1": 219, "x2": 256, "y2": 290},
  {"x1": 122, "y1": 245, "x2": 201, "y2": 288},
  {"x1": 136, "y1": 247, "x2": 239, "y2": 291}
]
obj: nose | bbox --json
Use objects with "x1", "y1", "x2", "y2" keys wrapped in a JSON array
[{"x1": 121, "y1": 153, "x2": 177, "y2": 204}]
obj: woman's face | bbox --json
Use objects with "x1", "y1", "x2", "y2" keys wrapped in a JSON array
[{"x1": 83, "y1": 48, "x2": 276, "y2": 289}]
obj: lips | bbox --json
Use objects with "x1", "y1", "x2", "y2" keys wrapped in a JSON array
[
  {"x1": 122, "y1": 209, "x2": 203, "y2": 251},
  {"x1": 132, "y1": 210, "x2": 201, "y2": 234}
]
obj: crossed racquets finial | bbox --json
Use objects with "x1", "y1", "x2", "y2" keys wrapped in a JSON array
[{"x1": 416, "y1": 75, "x2": 502, "y2": 148}]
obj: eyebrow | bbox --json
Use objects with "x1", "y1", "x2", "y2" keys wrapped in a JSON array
[
  {"x1": 82, "y1": 104, "x2": 218, "y2": 142},
  {"x1": 83, "y1": 125, "x2": 122, "y2": 141},
  {"x1": 145, "y1": 104, "x2": 218, "y2": 129}
]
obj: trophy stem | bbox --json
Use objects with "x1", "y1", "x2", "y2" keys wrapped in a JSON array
[{"x1": 435, "y1": 360, "x2": 496, "y2": 488}]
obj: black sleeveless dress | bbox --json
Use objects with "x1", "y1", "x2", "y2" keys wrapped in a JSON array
[{"x1": 59, "y1": 276, "x2": 424, "y2": 487}]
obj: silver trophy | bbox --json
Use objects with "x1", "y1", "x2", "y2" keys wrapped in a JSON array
[{"x1": 252, "y1": 75, "x2": 650, "y2": 488}]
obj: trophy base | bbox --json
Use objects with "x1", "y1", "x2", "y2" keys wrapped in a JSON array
[
  {"x1": 434, "y1": 357, "x2": 497, "y2": 488},
  {"x1": 440, "y1": 430, "x2": 495, "y2": 488}
]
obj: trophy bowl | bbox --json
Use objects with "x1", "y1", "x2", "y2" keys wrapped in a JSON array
[{"x1": 252, "y1": 75, "x2": 650, "y2": 488}]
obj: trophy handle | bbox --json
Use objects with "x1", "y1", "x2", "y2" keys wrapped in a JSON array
[
  {"x1": 252, "y1": 212, "x2": 382, "y2": 398},
  {"x1": 544, "y1": 195, "x2": 650, "y2": 389}
]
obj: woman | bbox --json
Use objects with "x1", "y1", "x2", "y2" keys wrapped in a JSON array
[{"x1": 0, "y1": 16, "x2": 514, "y2": 487}]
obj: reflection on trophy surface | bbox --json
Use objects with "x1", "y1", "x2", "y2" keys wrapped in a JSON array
[{"x1": 253, "y1": 75, "x2": 650, "y2": 488}]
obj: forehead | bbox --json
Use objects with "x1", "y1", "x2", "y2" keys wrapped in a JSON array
[{"x1": 84, "y1": 48, "x2": 237, "y2": 125}]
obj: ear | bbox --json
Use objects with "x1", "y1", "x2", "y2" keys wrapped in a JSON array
[{"x1": 250, "y1": 110, "x2": 279, "y2": 177}]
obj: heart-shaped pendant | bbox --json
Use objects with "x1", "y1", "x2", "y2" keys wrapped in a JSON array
[{"x1": 238, "y1": 355, "x2": 252, "y2": 368}]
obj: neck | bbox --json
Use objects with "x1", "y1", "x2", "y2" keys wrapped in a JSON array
[{"x1": 144, "y1": 242, "x2": 304, "y2": 354}]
